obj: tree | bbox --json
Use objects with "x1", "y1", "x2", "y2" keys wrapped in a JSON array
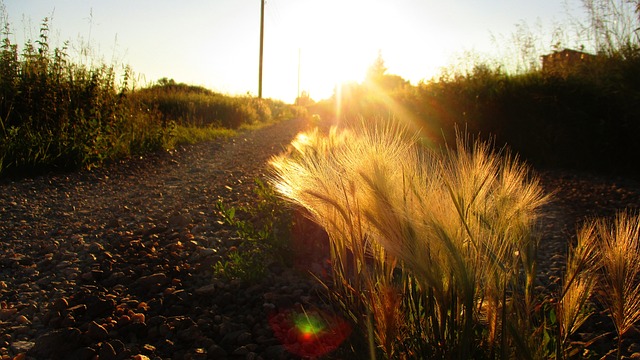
[
  {"x1": 366, "y1": 50, "x2": 387, "y2": 85},
  {"x1": 365, "y1": 51, "x2": 409, "y2": 92}
]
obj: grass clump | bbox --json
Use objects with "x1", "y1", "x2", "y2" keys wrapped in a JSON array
[
  {"x1": 214, "y1": 179, "x2": 294, "y2": 283},
  {"x1": 580, "y1": 211, "x2": 640, "y2": 360},
  {"x1": 270, "y1": 120, "x2": 552, "y2": 358},
  {"x1": 269, "y1": 119, "x2": 640, "y2": 359}
]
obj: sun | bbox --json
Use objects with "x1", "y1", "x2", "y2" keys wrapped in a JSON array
[
  {"x1": 264, "y1": 0, "x2": 446, "y2": 102},
  {"x1": 268, "y1": 0, "x2": 395, "y2": 101}
]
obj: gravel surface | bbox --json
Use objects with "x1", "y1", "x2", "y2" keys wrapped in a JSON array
[{"x1": 2, "y1": 117, "x2": 640, "y2": 359}]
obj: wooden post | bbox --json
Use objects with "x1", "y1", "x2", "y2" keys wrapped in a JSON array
[{"x1": 258, "y1": 0, "x2": 264, "y2": 99}]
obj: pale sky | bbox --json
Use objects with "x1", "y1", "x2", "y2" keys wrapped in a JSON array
[{"x1": 3, "y1": 0, "x2": 591, "y2": 103}]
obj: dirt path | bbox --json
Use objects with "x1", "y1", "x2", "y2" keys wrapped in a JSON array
[
  {"x1": 1, "y1": 116, "x2": 640, "y2": 359},
  {"x1": 0, "y1": 118, "x2": 325, "y2": 360}
]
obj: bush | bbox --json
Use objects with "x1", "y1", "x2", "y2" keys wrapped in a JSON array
[
  {"x1": 324, "y1": 50, "x2": 640, "y2": 179},
  {"x1": 0, "y1": 18, "x2": 171, "y2": 176},
  {"x1": 0, "y1": 17, "x2": 301, "y2": 177}
]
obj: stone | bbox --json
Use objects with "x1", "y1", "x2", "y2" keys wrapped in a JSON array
[
  {"x1": 131, "y1": 273, "x2": 169, "y2": 294},
  {"x1": 10, "y1": 340, "x2": 34, "y2": 354},
  {"x1": 0, "y1": 308, "x2": 17, "y2": 320},
  {"x1": 207, "y1": 344, "x2": 227, "y2": 358},
  {"x1": 110, "y1": 339, "x2": 128, "y2": 355},
  {"x1": 51, "y1": 297, "x2": 69, "y2": 311},
  {"x1": 168, "y1": 214, "x2": 191, "y2": 228},
  {"x1": 29, "y1": 327, "x2": 82, "y2": 358},
  {"x1": 195, "y1": 284, "x2": 216, "y2": 295},
  {"x1": 98, "y1": 341, "x2": 117, "y2": 360},
  {"x1": 87, "y1": 321, "x2": 109, "y2": 341},
  {"x1": 88, "y1": 242, "x2": 104, "y2": 253},
  {"x1": 232, "y1": 345, "x2": 250, "y2": 356}
]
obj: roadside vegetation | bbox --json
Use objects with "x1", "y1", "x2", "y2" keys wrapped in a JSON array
[
  {"x1": 4, "y1": 1, "x2": 640, "y2": 358},
  {"x1": 308, "y1": 0, "x2": 640, "y2": 180},
  {"x1": 270, "y1": 122, "x2": 640, "y2": 359},
  {"x1": 310, "y1": 48, "x2": 640, "y2": 179},
  {"x1": 0, "y1": 18, "x2": 304, "y2": 178},
  {"x1": 267, "y1": 1, "x2": 640, "y2": 358}
]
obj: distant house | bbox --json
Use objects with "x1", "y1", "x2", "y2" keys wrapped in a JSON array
[{"x1": 541, "y1": 49, "x2": 597, "y2": 75}]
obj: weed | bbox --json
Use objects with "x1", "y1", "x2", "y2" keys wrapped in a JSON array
[
  {"x1": 0, "y1": 16, "x2": 300, "y2": 178},
  {"x1": 270, "y1": 121, "x2": 610, "y2": 359},
  {"x1": 214, "y1": 179, "x2": 294, "y2": 282}
]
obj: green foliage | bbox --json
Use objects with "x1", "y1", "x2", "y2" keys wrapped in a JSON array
[
  {"x1": 212, "y1": 248, "x2": 268, "y2": 284},
  {"x1": 132, "y1": 79, "x2": 290, "y2": 129},
  {"x1": 0, "y1": 18, "x2": 169, "y2": 176},
  {"x1": 0, "y1": 16, "x2": 301, "y2": 178},
  {"x1": 214, "y1": 179, "x2": 294, "y2": 282},
  {"x1": 168, "y1": 124, "x2": 236, "y2": 146}
]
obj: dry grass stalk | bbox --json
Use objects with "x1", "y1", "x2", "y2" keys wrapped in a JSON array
[
  {"x1": 596, "y1": 211, "x2": 640, "y2": 357},
  {"x1": 558, "y1": 221, "x2": 599, "y2": 354},
  {"x1": 269, "y1": 120, "x2": 550, "y2": 358}
]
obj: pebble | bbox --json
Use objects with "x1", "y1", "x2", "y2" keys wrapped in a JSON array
[
  {"x1": 15, "y1": 315, "x2": 30, "y2": 325},
  {"x1": 87, "y1": 321, "x2": 109, "y2": 340},
  {"x1": 98, "y1": 342, "x2": 117, "y2": 360},
  {"x1": 9, "y1": 341, "x2": 34, "y2": 354},
  {"x1": 30, "y1": 327, "x2": 82, "y2": 358},
  {"x1": 195, "y1": 284, "x2": 216, "y2": 295},
  {"x1": 0, "y1": 309, "x2": 17, "y2": 321}
]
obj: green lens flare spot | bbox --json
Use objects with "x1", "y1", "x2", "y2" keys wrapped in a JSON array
[{"x1": 293, "y1": 313, "x2": 325, "y2": 339}]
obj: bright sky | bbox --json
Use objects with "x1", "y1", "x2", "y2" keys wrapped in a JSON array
[{"x1": 3, "y1": 0, "x2": 589, "y2": 103}]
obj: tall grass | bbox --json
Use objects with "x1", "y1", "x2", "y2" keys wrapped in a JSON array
[
  {"x1": 0, "y1": 18, "x2": 167, "y2": 176},
  {"x1": 270, "y1": 120, "x2": 640, "y2": 358},
  {"x1": 588, "y1": 211, "x2": 640, "y2": 360},
  {"x1": 270, "y1": 121, "x2": 557, "y2": 358},
  {"x1": 0, "y1": 18, "x2": 302, "y2": 177}
]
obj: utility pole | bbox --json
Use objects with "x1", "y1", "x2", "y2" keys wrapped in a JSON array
[
  {"x1": 297, "y1": 48, "x2": 301, "y2": 103},
  {"x1": 258, "y1": 0, "x2": 265, "y2": 99}
]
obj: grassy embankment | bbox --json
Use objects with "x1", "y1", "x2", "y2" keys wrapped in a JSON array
[
  {"x1": 310, "y1": 45, "x2": 640, "y2": 179},
  {"x1": 0, "y1": 19, "x2": 304, "y2": 178}
]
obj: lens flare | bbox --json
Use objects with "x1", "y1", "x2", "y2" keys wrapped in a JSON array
[
  {"x1": 268, "y1": 307, "x2": 352, "y2": 358},
  {"x1": 294, "y1": 312, "x2": 325, "y2": 341}
]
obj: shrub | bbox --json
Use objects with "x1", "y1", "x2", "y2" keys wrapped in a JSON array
[{"x1": 0, "y1": 18, "x2": 170, "y2": 176}]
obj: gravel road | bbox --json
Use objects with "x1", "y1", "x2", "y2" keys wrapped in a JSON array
[{"x1": 2, "y1": 117, "x2": 640, "y2": 359}]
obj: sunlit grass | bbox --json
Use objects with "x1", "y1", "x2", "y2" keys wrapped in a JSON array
[
  {"x1": 270, "y1": 120, "x2": 555, "y2": 358},
  {"x1": 270, "y1": 118, "x2": 640, "y2": 358},
  {"x1": 593, "y1": 211, "x2": 640, "y2": 359},
  {"x1": 0, "y1": 18, "x2": 302, "y2": 177},
  {"x1": 169, "y1": 124, "x2": 237, "y2": 146}
]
